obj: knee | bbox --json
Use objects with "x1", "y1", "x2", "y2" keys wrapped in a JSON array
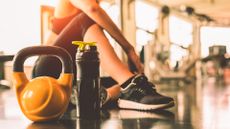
[
  {"x1": 83, "y1": 24, "x2": 101, "y2": 39},
  {"x1": 88, "y1": 24, "x2": 101, "y2": 31}
]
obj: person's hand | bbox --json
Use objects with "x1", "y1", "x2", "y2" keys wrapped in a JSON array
[{"x1": 127, "y1": 49, "x2": 144, "y2": 74}]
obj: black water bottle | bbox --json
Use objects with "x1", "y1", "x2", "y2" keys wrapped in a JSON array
[{"x1": 73, "y1": 41, "x2": 100, "y2": 119}]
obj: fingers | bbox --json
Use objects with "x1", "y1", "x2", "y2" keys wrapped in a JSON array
[
  {"x1": 129, "y1": 55, "x2": 144, "y2": 74},
  {"x1": 126, "y1": 48, "x2": 145, "y2": 74},
  {"x1": 135, "y1": 60, "x2": 144, "y2": 74}
]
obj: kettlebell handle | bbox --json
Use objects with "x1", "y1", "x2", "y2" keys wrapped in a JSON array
[{"x1": 13, "y1": 46, "x2": 73, "y2": 73}]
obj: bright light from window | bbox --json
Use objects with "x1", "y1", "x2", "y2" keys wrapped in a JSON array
[
  {"x1": 0, "y1": 0, "x2": 57, "y2": 55},
  {"x1": 135, "y1": 1, "x2": 159, "y2": 52},
  {"x1": 0, "y1": 1, "x2": 39, "y2": 54},
  {"x1": 169, "y1": 16, "x2": 193, "y2": 68},
  {"x1": 0, "y1": 0, "x2": 58, "y2": 66},
  {"x1": 169, "y1": 15, "x2": 193, "y2": 46},
  {"x1": 135, "y1": 1, "x2": 159, "y2": 32},
  {"x1": 169, "y1": 45, "x2": 189, "y2": 68},
  {"x1": 136, "y1": 29, "x2": 153, "y2": 51},
  {"x1": 200, "y1": 26, "x2": 230, "y2": 57}
]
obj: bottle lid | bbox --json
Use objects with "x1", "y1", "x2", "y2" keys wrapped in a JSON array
[{"x1": 72, "y1": 41, "x2": 96, "y2": 51}]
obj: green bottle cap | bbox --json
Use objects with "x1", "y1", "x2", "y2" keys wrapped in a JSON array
[{"x1": 72, "y1": 41, "x2": 96, "y2": 51}]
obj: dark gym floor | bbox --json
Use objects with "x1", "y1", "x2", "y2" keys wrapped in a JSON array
[{"x1": 0, "y1": 77, "x2": 230, "y2": 129}]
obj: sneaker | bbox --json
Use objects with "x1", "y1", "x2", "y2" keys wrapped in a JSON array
[
  {"x1": 118, "y1": 74, "x2": 174, "y2": 110},
  {"x1": 100, "y1": 86, "x2": 111, "y2": 106}
]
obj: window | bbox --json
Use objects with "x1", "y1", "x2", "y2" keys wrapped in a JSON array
[
  {"x1": 200, "y1": 26, "x2": 230, "y2": 57},
  {"x1": 168, "y1": 15, "x2": 193, "y2": 67},
  {"x1": 135, "y1": 1, "x2": 159, "y2": 52},
  {"x1": 0, "y1": 0, "x2": 57, "y2": 65}
]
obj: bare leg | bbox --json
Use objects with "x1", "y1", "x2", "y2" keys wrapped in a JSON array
[
  {"x1": 84, "y1": 24, "x2": 134, "y2": 84},
  {"x1": 106, "y1": 84, "x2": 121, "y2": 100}
]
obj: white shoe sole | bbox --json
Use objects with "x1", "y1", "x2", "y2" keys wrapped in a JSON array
[
  {"x1": 117, "y1": 110, "x2": 174, "y2": 120},
  {"x1": 118, "y1": 99, "x2": 174, "y2": 110}
]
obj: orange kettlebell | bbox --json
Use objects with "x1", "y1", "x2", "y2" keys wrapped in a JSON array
[{"x1": 12, "y1": 46, "x2": 73, "y2": 122}]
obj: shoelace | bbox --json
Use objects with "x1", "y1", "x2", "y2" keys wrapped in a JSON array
[
  {"x1": 129, "y1": 82, "x2": 157, "y2": 101},
  {"x1": 137, "y1": 81, "x2": 156, "y2": 94},
  {"x1": 122, "y1": 75, "x2": 156, "y2": 94},
  {"x1": 129, "y1": 75, "x2": 157, "y2": 95}
]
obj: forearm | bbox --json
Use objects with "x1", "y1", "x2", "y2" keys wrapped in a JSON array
[{"x1": 86, "y1": 6, "x2": 144, "y2": 73}]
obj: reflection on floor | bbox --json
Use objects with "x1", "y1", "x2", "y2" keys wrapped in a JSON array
[{"x1": 0, "y1": 77, "x2": 230, "y2": 129}]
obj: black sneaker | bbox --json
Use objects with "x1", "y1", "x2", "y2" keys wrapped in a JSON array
[
  {"x1": 118, "y1": 74, "x2": 174, "y2": 110},
  {"x1": 100, "y1": 86, "x2": 111, "y2": 106}
]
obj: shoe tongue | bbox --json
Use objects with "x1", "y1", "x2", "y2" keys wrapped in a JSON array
[
  {"x1": 133, "y1": 75, "x2": 156, "y2": 92},
  {"x1": 133, "y1": 75, "x2": 148, "y2": 84}
]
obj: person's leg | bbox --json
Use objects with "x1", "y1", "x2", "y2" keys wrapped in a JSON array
[
  {"x1": 33, "y1": 13, "x2": 122, "y2": 105},
  {"x1": 106, "y1": 84, "x2": 120, "y2": 100},
  {"x1": 83, "y1": 24, "x2": 174, "y2": 110},
  {"x1": 33, "y1": 11, "x2": 174, "y2": 110},
  {"x1": 83, "y1": 24, "x2": 134, "y2": 85},
  {"x1": 83, "y1": 24, "x2": 136, "y2": 100}
]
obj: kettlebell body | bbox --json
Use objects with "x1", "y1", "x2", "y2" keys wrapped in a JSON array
[{"x1": 12, "y1": 46, "x2": 73, "y2": 122}]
